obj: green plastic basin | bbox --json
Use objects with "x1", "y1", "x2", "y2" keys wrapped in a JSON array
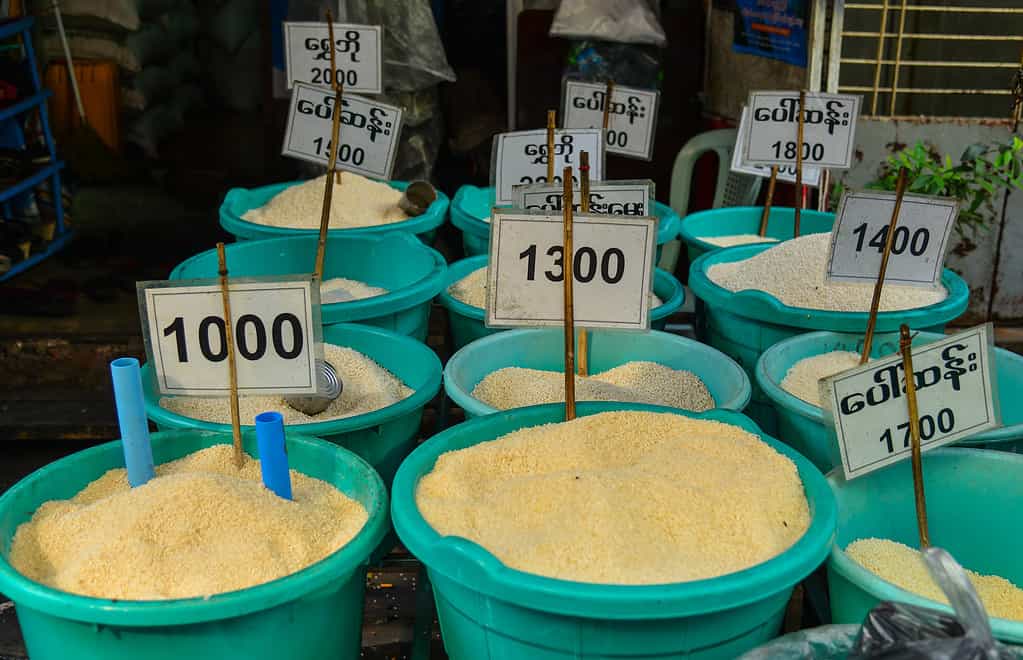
[
  {"x1": 449, "y1": 185, "x2": 680, "y2": 259},
  {"x1": 756, "y1": 330, "x2": 1023, "y2": 472},
  {"x1": 444, "y1": 327, "x2": 750, "y2": 418},
  {"x1": 218, "y1": 179, "x2": 449, "y2": 244},
  {"x1": 827, "y1": 448, "x2": 1023, "y2": 644},
  {"x1": 437, "y1": 255, "x2": 686, "y2": 351},
  {"x1": 141, "y1": 323, "x2": 441, "y2": 488},
  {"x1": 0, "y1": 429, "x2": 388, "y2": 660},
  {"x1": 170, "y1": 233, "x2": 447, "y2": 341},
  {"x1": 679, "y1": 206, "x2": 835, "y2": 265},
  {"x1": 688, "y1": 243, "x2": 969, "y2": 436},
  {"x1": 392, "y1": 402, "x2": 837, "y2": 660}
]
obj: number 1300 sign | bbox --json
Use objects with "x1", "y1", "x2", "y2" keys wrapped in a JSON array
[{"x1": 139, "y1": 278, "x2": 322, "y2": 396}]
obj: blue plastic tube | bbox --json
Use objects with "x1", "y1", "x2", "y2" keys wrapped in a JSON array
[
  {"x1": 255, "y1": 411, "x2": 292, "y2": 499},
  {"x1": 110, "y1": 357, "x2": 156, "y2": 487}
]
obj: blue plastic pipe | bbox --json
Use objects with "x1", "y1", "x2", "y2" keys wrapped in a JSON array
[
  {"x1": 255, "y1": 411, "x2": 292, "y2": 499},
  {"x1": 110, "y1": 357, "x2": 156, "y2": 487}
]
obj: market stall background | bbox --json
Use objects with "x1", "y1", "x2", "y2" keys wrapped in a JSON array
[{"x1": 0, "y1": 0, "x2": 1021, "y2": 658}]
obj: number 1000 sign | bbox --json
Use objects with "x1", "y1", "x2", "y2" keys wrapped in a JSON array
[
  {"x1": 162, "y1": 313, "x2": 303, "y2": 363},
  {"x1": 519, "y1": 244, "x2": 625, "y2": 284}
]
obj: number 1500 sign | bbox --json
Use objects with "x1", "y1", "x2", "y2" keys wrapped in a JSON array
[{"x1": 138, "y1": 278, "x2": 323, "y2": 396}]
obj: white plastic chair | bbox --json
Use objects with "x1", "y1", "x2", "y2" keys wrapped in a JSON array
[{"x1": 659, "y1": 129, "x2": 762, "y2": 273}]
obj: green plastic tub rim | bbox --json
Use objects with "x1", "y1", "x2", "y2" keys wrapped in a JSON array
[
  {"x1": 688, "y1": 243, "x2": 969, "y2": 333},
  {"x1": 678, "y1": 206, "x2": 835, "y2": 254},
  {"x1": 450, "y1": 184, "x2": 682, "y2": 247},
  {"x1": 391, "y1": 401, "x2": 837, "y2": 620},
  {"x1": 0, "y1": 430, "x2": 388, "y2": 628},
  {"x1": 756, "y1": 330, "x2": 1023, "y2": 445},
  {"x1": 436, "y1": 254, "x2": 685, "y2": 325},
  {"x1": 169, "y1": 233, "x2": 448, "y2": 325},
  {"x1": 143, "y1": 324, "x2": 442, "y2": 436},
  {"x1": 443, "y1": 327, "x2": 750, "y2": 417},
  {"x1": 219, "y1": 179, "x2": 449, "y2": 240},
  {"x1": 826, "y1": 447, "x2": 1023, "y2": 641}
]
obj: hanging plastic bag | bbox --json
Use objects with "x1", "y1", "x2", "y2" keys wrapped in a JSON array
[
  {"x1": 848, "y1": 547, "x2": 1021, "y2": 659},
  {"x1": 550, "y1": 0, "x2": 666, "y2": 48}
]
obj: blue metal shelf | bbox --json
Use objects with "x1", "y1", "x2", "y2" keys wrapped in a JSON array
[
  {"x1": 0, "y1": 161, "x2": 65, "y2": 204},
  {"x1": 0, "y1": 89, "x2": 51, "y2": 124},
  {"x1": 0, "y1": 17, "x2": 33, "y2": 42},
  {"x1": 0, "y1": 229, "x2": 72, "y2": 282}
]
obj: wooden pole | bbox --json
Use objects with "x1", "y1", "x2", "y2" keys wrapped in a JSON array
[
  {"x1": 899, "y1": 324, "x2": 930, "y2": 549},
  {"x1": 314, "y1": 83, "x2": 344, "y2": 281},
  {"x1": 577, "y1": 151, "x2": 590, "y2": 377},
  {"x1": 217, "y1": 242, "x2": 243, "y2": 467},
  {"x1": 793, "y1": 90, "x2": 806, "y2": 237},
  {"x1": 758, "y1": 166, "x2": 779, "y2": 236},
  {"x1": 860, "y1": 168, "x2": 908, "y2": 364},
  {"x1": 326, "y1": 9, "x2": 342, "y2": 184},
  {"x1": 602, "y1": 79, "x2": 614, "y2": 131},
  {"x1": 562, "y1": 167, "x2": 577, "y2": 421},
  {"x1": 546, "y1": 110, "x2": 556, "y2": 183}
]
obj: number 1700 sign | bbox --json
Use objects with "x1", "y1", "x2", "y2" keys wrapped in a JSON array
[{"x1": 138, "y1": 277, "x2": 323, "y2": 396}]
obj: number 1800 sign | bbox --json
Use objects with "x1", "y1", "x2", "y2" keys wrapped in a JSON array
[{"x1": 138, "y1": 278, "x2": 323, "y2": 396}]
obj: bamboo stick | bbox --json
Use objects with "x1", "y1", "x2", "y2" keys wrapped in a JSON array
[{"x1": 217, "y1": 243, "x2": 243, "y2": 467}]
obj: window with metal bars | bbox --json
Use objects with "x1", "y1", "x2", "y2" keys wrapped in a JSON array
[{"x1": 833, "y1": 1, "x2": 1023, "y2": 120}]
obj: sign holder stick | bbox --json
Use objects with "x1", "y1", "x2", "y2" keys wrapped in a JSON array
[
  {"x1": 562, "y1": 167, "x2": 577, "y2": 421},
  {"x1": 860, "y1": 168, "x2": 907, "y2": 364},
  {"x1": 313, "y1": 83, "x2": 345, "y2": 281},
  {"x1": 899, "y1": 323, "x2": 930, "y2": 548},
  {"x1": 794, "y1": 89, "x2": 806, "y2": 237},
  {"x1": 577, "y1": 151, "x2": 591, "y2": 377},
  {"x1": 546, "y1": 110, "x2": 556, "y2": 182},
  {"x1": 758, "y1": 166, "x2": 779, "y2": 236},
  {"x1": 325, "y1": 9, "x2": 342, "y2": 184},
  {"x1": 217, "y1": 242, "x2": 243, "y2": 467},
  {"x1": 602, "y1": 79, "x2": 615, "y2": 134}
]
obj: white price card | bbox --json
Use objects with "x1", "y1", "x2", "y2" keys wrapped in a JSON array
[
  {"x1": 561, "y1": 80, "x2": 660, "y2": 160},
  {"x1": 742, "y1": 91, "x2": 861, "y2": 169},
  {"x1": 513, "y1": 180, "x2": 654, "y2": 216},
  {"x1": 283, "y1": 22, "x2": 382, "y2": 93},
  {"x1": 486, "y1": 211, "x2": 657, "y2": 329},
  {"x1": 491, "y1": 129, "x2": 604, "y2": 206},
  {"x1": 826, "y1": 190, "x2": 958, "y2": 288},
  {"x1": 138, "y1": 277, "x2": 323, "y2": 397},
  {"x1": 282, "y1": 81, "x2": 403, "y2": 179},
  {"x1": 821, "y1": 324, "x2": 1001, "y2": 480},
  {"x1": 731, "y1": 106, "x2": 821, "y2": 188}
]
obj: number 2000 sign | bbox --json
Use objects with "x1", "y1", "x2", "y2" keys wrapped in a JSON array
[
  {"x1": 162, "y1": 314, "x2": 304, "y2": 363},
  {"x1": 518, "y1": 244, "x2": 625, "y2": 284}
]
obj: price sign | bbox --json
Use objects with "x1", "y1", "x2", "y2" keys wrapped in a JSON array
[
  {"x1": 826, "y1": 190, "x2": 958, "y2": 288},
  {"x1": 561, "y1": 80, "x2": 660, "y2": 160},
  {"x1": 491, "y1": 129, "x2": 604, "y2": 206},
  {"x1": 283, "y1": 22, "x2": 382, "y2": 93},
  {"x1": 513, "y1": 180, "x2": 654, "y2": 216},
  {"x1": 282, "y1": 81, "x2": 403, "y2": 179},
  {"x1": 486, "y1": 211, "x2": 656, "y2": 329},
  {"x1": 731, "y1": 106, "x2": 821, "y2": 187},
  {"x1": 742, "y1": 91, "x2": 861, "y2": 169},
  {"x1": 822, "y1": 325, "x2": 1000, "y2": 480},
  {"x1": 138, "y1": 277, "x2": 323, "y2": 397}
]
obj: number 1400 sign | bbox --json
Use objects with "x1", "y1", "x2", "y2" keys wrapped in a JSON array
[{"x1": 138, "y1": 277, "x2": 323, "y2": 396}]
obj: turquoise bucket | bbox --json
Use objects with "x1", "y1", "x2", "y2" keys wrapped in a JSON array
[
  {"x1": 391, "y1": 402, "x2": 837, "y2": 660},
  {"x1": 449, "y1": 185, "x2": 681, "y2": 258},
  {"x1": 0, "y1": 429, "x2": 388, "y2": 660},
  {"x1": 218, "y1": 179, "x2": 449, "y2": 244},
  {"x1": 827, "y1": 448, "x2": 1023, "y2": 644},
  {"x1": 170, "y1": 233, "x2": 447, "y2": 342},
  {"x1": 444, "y1": 327, "x2": 750, "y2": 418},
  {"x1": 757, "y1": 330, "x2": 1023, "y2": 472},
  {"x1": 437, "y1": 255, "x2": 686, "y2": 351},
  {"x1": 679, "y1": 206, "x2": 835, "y2": 265},
  {"x1": 687, "y1": 243, "x2": 969, "y2": 436},
  {"x1": 141, "y1": 323, "x2": 441, "y2": 488}
]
